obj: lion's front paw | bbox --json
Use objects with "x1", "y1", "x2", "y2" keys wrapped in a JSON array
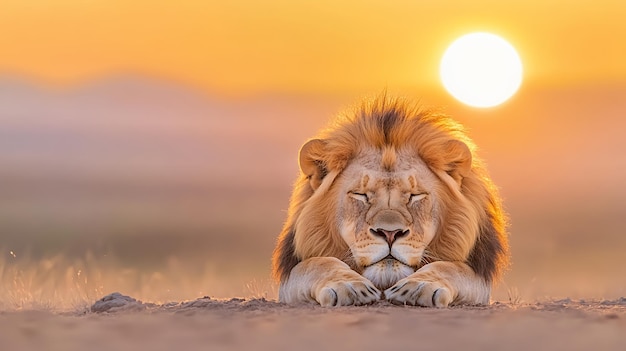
[
  {"x1": 384, "y1": 278, "x2": 453, "y2": 307},
  {"x1": 316, "y1": 276, "x2": 381, "y2": 307}
]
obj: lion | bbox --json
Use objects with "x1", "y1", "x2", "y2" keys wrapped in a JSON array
[{"x1": 272, "y1": 95, "x2": 509, "y2": 307}]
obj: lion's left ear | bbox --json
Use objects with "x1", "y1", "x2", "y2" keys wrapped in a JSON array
[{"x1": 442, "y1": 140, "x2": 472, "y2": 183}]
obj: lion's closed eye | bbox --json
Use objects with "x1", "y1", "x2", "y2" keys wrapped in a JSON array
[
  {"x1": 348, "y1": 192, "x2": 369, "y2": 203},
  {"x1": 409, "y1": 193, "x2": 427, "y2": 205}
]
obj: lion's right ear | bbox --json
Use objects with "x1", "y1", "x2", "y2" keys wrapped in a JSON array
[{"x1": 299, "y1": 139, "x2": 328, "y2": 191}]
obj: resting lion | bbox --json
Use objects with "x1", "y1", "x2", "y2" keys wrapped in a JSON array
[{"x1": 272, "y1": 96, "x2": 509, "y2": 307}]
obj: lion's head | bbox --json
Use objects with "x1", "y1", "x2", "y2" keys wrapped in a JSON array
[{"x1": 273, "y1": 96, "x2": 508, "y2": 290}]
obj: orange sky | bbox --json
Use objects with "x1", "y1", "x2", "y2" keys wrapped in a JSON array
[{"x1": 1, "y1": 1, "x2": 626, "y2": 94}]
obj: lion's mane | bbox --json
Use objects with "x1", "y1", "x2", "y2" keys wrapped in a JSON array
[{"x1": 272, "y1": 96, "x2": 509, "y2": 284}]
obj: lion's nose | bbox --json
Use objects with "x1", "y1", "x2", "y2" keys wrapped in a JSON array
[{"x1": 369, "y1": 228, "x2": 409, "y2": 246}]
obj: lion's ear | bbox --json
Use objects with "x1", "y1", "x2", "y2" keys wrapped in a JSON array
[
  {"x1": 442, "y1": 140, "x2": 472, "y2": 183},
  {"x1": 299, "y1": 139, "x2": 328, "y2": 191}
]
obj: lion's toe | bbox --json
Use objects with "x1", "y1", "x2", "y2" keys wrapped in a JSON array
[
  {"x1": 430, "y1": 287, "x2": 453, "y2": 307},
  {"x1": 318, "y1": 287, "x2": 339, "y2": 307},
  {"x1": 317, "y1": 280, "x2": 381, "y2": 307},
  {"x1": 385, "y1": 280, "x2": 453, "y2": 307}
]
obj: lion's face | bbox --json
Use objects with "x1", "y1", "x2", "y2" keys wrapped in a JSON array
[{"x1": 336, "y1": 148, "x2": 442, "y2": 290}]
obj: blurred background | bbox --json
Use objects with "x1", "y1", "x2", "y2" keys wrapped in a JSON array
[{"x1": 1, "y1": 1, "x2": 625, "y2": 309}]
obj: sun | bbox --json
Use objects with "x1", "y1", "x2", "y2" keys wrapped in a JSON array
[{"x1": 440, "y1": 32, "x2": 523, "y2": 108}]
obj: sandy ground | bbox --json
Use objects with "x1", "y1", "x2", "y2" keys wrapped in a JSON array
[{"x1": 1, "y1": 294, "x2": 625, "y2": 351}]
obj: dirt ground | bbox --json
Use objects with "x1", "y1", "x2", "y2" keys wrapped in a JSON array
[{"x1": 1, "y1": 293, "x2": 625, "y2": 351}]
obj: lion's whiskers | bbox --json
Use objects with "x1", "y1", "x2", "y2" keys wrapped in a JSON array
[
  {"x1": 339, "y1": 244, "x2": 357, "y2": 268},
  {"x1": 420, "y1": 249, "x2": 438, "y2": 266}
]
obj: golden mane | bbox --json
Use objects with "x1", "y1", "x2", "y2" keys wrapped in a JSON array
[{"x1": 272, "y1": 95, "x2": 509, "y2": 284}]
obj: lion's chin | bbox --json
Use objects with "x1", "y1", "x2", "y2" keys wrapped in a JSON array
[{"x1": 361, "y1": 259, "x2": 415, "y2": 291}]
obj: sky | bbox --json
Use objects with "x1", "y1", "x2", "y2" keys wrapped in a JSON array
[{"x1": 1, "y1": 1, "x2": 626, "y2": 95}]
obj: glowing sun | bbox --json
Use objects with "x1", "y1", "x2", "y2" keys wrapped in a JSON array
[{"x1": 440, "y1": 32, "x2": 523, "y2": 108}]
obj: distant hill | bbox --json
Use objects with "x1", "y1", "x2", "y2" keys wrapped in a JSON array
[{"x1": 0, "y1": 76, "x2": 346, "y2": 189}]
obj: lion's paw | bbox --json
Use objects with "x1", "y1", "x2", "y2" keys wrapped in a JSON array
[
  {"x1": 384, "y1": 278, "x2": 453, "y2": 307},
  {"x1": 316, "y1": 278, "x2": 381, "y2": 307}
]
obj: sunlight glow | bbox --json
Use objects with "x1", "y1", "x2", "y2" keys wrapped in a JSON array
[{"x1": 440, "y1": 32, "x2": 523, "y2": 108}]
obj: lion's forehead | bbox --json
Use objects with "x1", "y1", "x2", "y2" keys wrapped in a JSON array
[{"x1": 343, "y1": 155, "x2": 438, "y2": 192}]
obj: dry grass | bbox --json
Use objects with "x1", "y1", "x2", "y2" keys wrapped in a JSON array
[{"x1": 0, "y1": 249, "x2": 278, "y2": 312}]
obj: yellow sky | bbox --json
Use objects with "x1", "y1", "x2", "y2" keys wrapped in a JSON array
[{"x1": 1, "y1": 1, "x2": 625, "y2": 94}]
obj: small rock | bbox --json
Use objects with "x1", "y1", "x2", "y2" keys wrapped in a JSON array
[{"x1": 91, "y1": 292, "x2": 146, "y2": 313}]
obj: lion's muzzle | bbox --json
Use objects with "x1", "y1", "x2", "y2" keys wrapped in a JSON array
[{"x1": 368, "y1": 209, "x2": 410, "y2": 246}]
